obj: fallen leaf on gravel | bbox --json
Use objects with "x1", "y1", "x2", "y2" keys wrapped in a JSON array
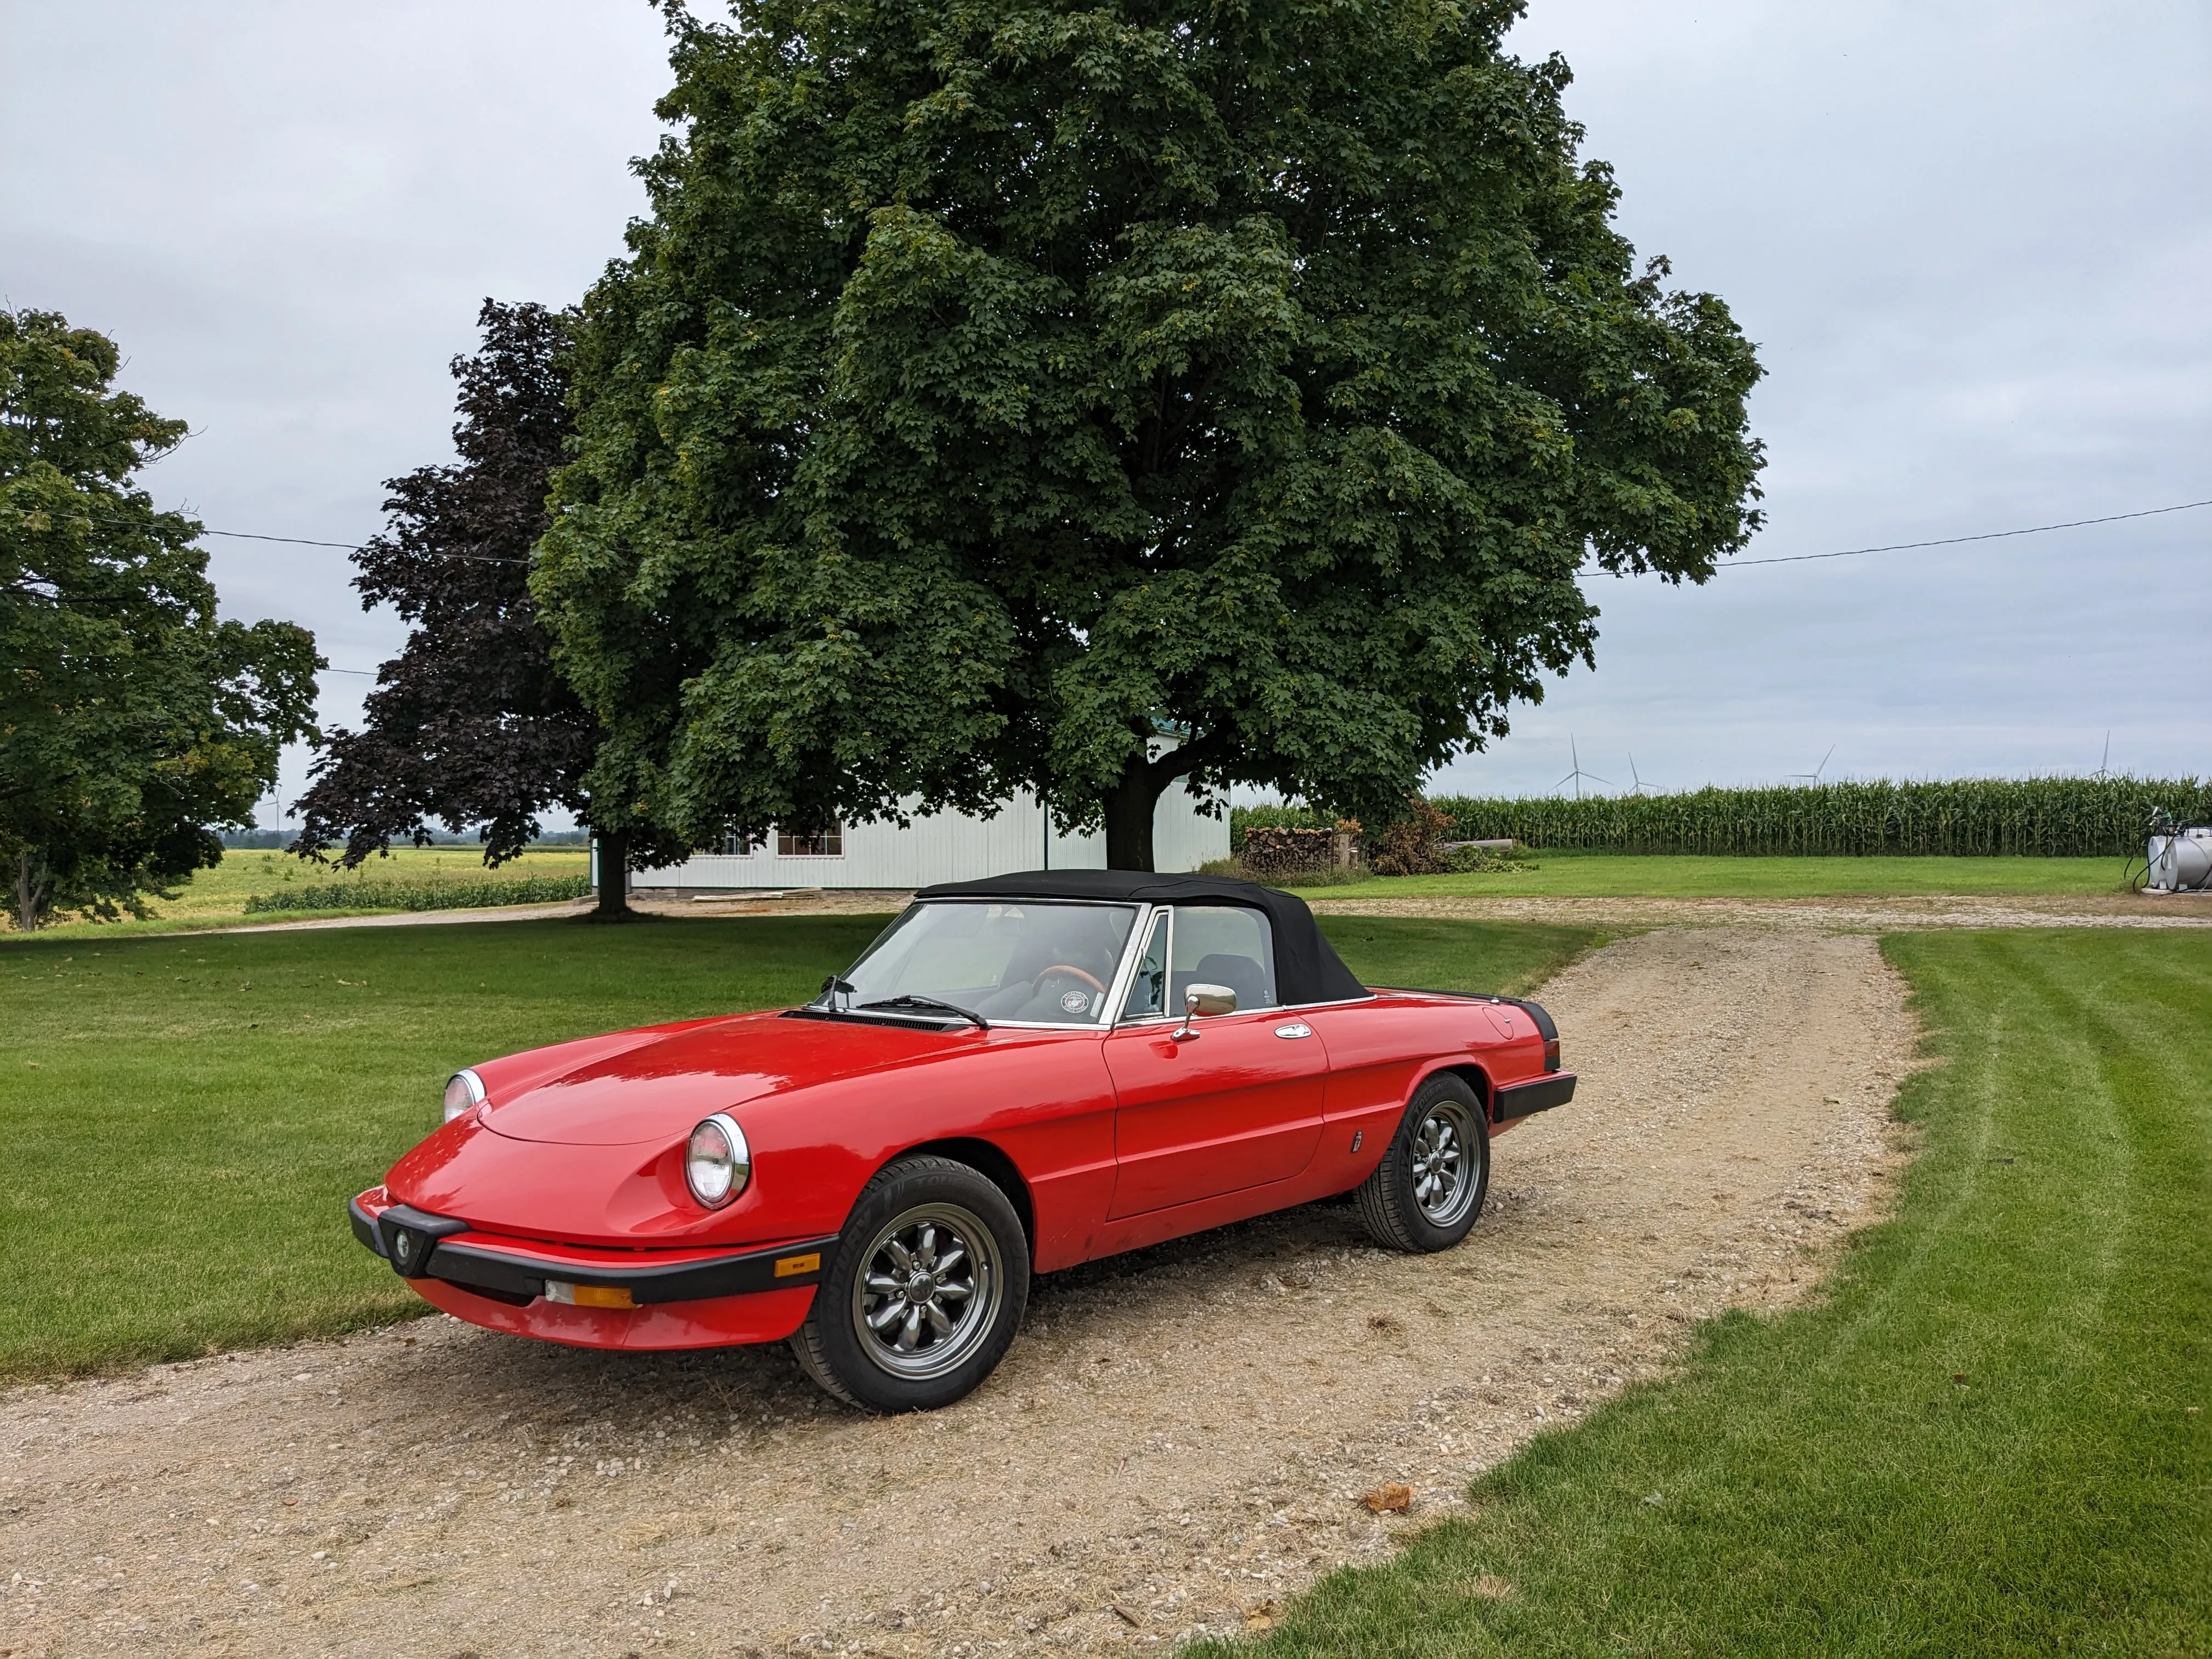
[
  {"x1": 1109, "y1": 1604, "x2": 1141, "y2": 1627},
  {"x1": 1362, "y1": 1483, "x2": 1413, "y2": 1513},
  {"x1": 1245, "y1": 1600, "x2": 1277, "y2": 1629}
]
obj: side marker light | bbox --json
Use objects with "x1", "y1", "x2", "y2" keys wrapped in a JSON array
[
  {"x1": 774, "y1": 1252, "x2": 821, "y2": 1278},
  {"x1": 544, "y1": 1280, "x2": 635, "y2": 1309}
]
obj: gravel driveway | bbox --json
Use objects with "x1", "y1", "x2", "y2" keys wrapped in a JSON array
[{"x1": 0, "y1": 927, "x2": 1914, "y2": 1657}]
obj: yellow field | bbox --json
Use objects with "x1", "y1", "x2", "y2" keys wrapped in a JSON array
[{"x1": 44, "y1": 845, "x2": 592, "y2": 933}]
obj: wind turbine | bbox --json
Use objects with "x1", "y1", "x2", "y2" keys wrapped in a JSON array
[
  {"x1": 1626, "y1": 753, "x2": 1659, "y2": 795},
  {"x1": 1788, "y1": 744, "x2": 1836, "y2": 785},
  {"x1": 2091, "y1": 732, "x2": 2113, "y2": 782},
  {"x1": 1557, "y1": 736, "x2": 1611, "y2": 800}
]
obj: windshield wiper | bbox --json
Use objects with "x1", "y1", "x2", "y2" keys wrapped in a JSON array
[{"x1": 855, "y1": 995, "x2": 989, "y2": 1030}]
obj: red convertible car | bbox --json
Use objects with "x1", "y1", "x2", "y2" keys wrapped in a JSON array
[{"x1": 351, "y1": 870, "x2": 1575, "y2": 1411}]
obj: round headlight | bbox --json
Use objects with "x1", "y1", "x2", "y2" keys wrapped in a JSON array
[
  {"x1": 443, "y1": 1068, "x2": 486, "y2": 1124},
  {"x1": 685, "y1": 1113, "x2": 751, "y2": 1209}
]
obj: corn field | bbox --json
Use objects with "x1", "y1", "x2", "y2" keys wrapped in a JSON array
[
  {"x1": 242, "y1": 874, "x2": 591, "y2": 913},
  {"x1": 1233, "y1": 778, "x2": 2212, "y2": 858}
]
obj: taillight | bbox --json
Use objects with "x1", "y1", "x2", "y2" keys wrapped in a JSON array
[{"x1": 1543, "y1": 1036, "x2": 1561, "y2": 1073}]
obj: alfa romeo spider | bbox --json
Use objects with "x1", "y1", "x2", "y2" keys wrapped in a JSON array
[{"x1": 350, "y1": 870, "x2": 1575, "y2": 1410}]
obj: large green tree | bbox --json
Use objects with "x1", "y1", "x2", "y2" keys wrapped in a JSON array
[
  {"x1": 1, "y1": 309, "x2": 320, "y2": 929},
  {"x1": 537, "y1": 0, "x2": 1764, "y2": 869}
]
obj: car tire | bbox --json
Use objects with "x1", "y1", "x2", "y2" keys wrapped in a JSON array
[
  {"x1": 1355, "y1": 1073, "x2": 1490, "y2": 1252},
  {"x1": 789, "y1": 1155, "x2": 1030, "y2": 1413}
]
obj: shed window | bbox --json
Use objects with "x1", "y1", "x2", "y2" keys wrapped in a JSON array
[{"x1": 777, "y1": 825, "x2": 843, "y2": 857}]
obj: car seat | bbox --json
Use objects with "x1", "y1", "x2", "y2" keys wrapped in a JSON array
[{"x1": 1173, "y1": 951, "x2": 1273, "y2": 1012}]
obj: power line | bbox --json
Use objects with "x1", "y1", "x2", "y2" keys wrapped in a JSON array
[
  {"x1": 25, "y1": 493, "x2": 2212, "y2": 595},
  {"x1": 1716, "y1": 498, "x2": 2212, "y2": 569},
  {"x1": 308, "y1": 496, "x2": 2198, "y2": 686},
  {"x1": 200, "y1": 527, "x2": 365, "y2": 550},
  {"x1": 200, "y1": 528, "x2": 530, "y2": 564},
  {"x1": 211, "y1": 491, "x2": 2212, "y2": 572}
]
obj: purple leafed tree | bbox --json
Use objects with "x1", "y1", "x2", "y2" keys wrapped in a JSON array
[{"x1": 292, "y1": 300, "x2": 666, "y2": 916}]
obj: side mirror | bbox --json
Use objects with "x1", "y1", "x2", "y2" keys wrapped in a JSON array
[{"x1": 1172, "y1": 983, "x2": 1237, "y2": 1041}]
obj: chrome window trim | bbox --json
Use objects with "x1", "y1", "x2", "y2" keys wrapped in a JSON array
[
  {"x1": 1111, "y1": 901, "x2": 1291, "y2": 1023},
  {"x1": 1102, "y1": 902, "x2": 1163, "y2": 1025}
]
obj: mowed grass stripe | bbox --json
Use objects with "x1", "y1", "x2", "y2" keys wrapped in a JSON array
[
  {"x1": 1200, "y1": 931, "x2": 2209, "y2": 1657},
  {"x1": 0, "y1": 913, "x2": 1598, "y2": 1378}
]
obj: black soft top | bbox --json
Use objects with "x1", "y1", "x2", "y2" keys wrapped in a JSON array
[{"x1": 912, "y1": 868, "x2": 1372, "y2": 1007}]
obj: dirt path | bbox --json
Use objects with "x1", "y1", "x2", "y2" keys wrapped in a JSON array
[{"x1": 0, "y1": 928, "x2": 1915, "y2": 1658}]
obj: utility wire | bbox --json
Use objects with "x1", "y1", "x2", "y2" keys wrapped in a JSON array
[
  {"x1": 201, "y1": 528, "x2": 529, "y2": 564},
  {"x1": 26, "y1": 495, "x2": 2212, "y2": 686},
  {"x1": 1716, "y1": 498, "x2": 2212, "y2": 568},
  {"x1": 199, "y1": 528, "x2": 365, "y2": 550},
  {"x1": 216, "y1": 496, "x2": 2212, "y2": 568},
  {"x1": 23, "y1": 495, "x2": 2210, "y2": 572}
]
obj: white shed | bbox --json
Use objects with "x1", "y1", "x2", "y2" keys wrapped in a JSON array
[{"x1": 613, "y1": 782, "x2": 1228, "y2": 894}]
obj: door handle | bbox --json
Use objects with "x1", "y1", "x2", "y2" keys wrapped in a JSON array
[{"x1": 1274, "y1": 1022, "x2": 1313, "y2": 1039}]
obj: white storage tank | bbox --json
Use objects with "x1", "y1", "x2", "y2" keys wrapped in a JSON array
[{"x1": 2147, "y1": 824, "x2": 2212, "y2": 891}]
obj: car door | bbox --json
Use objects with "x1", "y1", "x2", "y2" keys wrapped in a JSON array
[{"x1": 1104, "y1": 905, "x2": 1328, "y2": 1218}]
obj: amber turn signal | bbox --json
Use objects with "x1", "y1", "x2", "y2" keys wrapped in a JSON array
[
  {"x1": 543, "y1": 1280, "x2": 635, "y2": 1309},
  {"x1": 773, "y1": 1252, "x2": 821, "y2": 1278}
]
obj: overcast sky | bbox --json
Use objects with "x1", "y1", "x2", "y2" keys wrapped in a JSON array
[{"x1": 3, "y1": 1, "x2": 2206, "y2": 826}]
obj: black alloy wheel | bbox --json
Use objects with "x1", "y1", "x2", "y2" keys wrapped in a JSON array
[{"x1": 791, "y1": 1155, "x2": 1030, "y2": 1412}]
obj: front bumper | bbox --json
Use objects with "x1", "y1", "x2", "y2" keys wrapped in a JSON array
[{"x1": 352, "y1": 1189, "x2": 836, "y2": 1349}]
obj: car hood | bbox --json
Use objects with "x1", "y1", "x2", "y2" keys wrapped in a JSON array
[{"x1": 474, "y1": 1010, "x2": 979, "y2": 1147}]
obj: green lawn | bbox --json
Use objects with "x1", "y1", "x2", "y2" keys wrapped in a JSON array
[
  {"x1": 0, "y1": 912, "x2": 1595, "y2": 1378},
  {"x1": 32, "y1": 843, "x2": 592, "y2": 934},
  {"x1": 1284, "y1": 850, "x2": 2135, "y2": 900},
  {"x1": 1201, "y1": 929, "x2": 2211, "y2": 1657}
]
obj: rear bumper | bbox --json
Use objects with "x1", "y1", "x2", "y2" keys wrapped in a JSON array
[
  {"x1": 352, "y1": 1188, "x2": 834, "y2": 1350},
  {"x1": 1493, "y1": 1071, "x2": 1577, "y2": 1122}
]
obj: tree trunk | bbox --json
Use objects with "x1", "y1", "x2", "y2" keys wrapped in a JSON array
[
  {"x1": 1104, "y1": 765, "x2": 1165, "y2": 871},
  {"x1": 591, "y1": 827, "x2": 634, "y2": 920},
  {"x1": 13, "y1": 850, "x2": 51, "y2": 933}
]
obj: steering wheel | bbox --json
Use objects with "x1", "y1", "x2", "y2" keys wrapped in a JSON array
[{"x1": 1035, "y1": 963, "x2": 1107, "y2": 994}]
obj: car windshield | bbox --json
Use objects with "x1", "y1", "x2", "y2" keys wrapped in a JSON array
[{"x1": 820, "y1": 900, "x2": 1139, "y2": 1025}]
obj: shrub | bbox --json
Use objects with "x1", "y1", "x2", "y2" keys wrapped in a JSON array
[
  {"x1": 1442, "y1": 842, "x2": 1538, "y2": 874},
  {"x1": 1371, "y1": 799, "x2": 1455, "y2": 877}
]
